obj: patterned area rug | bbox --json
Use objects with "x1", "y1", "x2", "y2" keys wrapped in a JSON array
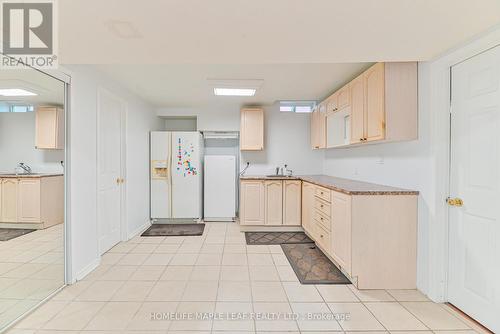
[
  {"x1": 0, "y1": 228, "x2": 36, "y2": 241},
  {"x1": 245, "y1": 231, "x2": 313, "y2": 245},
  {"x1": 141, "y1": 223, "x2": 205, "y2": 237},
  {"x1": 281, "y1": 242, "x2": 351, "y2": 284}
]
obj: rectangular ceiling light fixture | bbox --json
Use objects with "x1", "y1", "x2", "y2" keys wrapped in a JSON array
[
  {"x1": 209, "y1": 79, "x2": 263, "y2": 97},
  {"x1": 0, "y1": 88, "x2": 37, "y2": 97},
  {"x1": 213, "y1": 88, "x2": 256, "y2": 96}
]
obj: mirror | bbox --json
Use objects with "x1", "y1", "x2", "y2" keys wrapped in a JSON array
[{"x1": 0, "y1": 66, "x2": 65, "y2": 330}]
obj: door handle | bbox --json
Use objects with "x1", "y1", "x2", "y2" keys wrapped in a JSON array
[{"x1": 446, "y1": 197, "x2": 464, "y2": 207}]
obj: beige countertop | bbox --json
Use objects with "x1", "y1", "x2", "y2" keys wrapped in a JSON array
[
  {"x1": 0, "y1": 173, "x2": 63, "y2": 178},
  {"x1": 240, "y1": 174, "x2": 418, "y2": 195}
]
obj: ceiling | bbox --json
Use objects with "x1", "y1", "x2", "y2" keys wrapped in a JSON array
[
  {"x1": 59, "y1": 0, "x2": 500, "y2": 64},
  {"x1": 0, "y1": 69, "x2": 65, "y2": 106},
  {"x1": 96, "y1": 63, "x2": 372, "y2": 108}
]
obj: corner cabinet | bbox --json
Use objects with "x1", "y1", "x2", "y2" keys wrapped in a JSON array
[
  {"x1": 35, "y1": 106, "x2": 64, "y2": 150},
  {"x1": 240, "y1": 108, "x2": 264, "y2": 150}
]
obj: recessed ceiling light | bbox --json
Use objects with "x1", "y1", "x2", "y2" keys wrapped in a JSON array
[
  {"x1": 105, "y1": 20, "x2": 142, "y2": 39},
  {"x1": 214, "y1": 88, "x2": 256, "y2": 96},
  {"x1": 0, "y1": 88, "x2": 37, "y2": 97}
]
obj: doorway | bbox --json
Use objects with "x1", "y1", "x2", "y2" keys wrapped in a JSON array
[
  {"x1": 448, "y1": 45, "x2": 500, "y2": 333},
  {"x1": 97, "y1": 88, "x2": 126, "y2": 255}
]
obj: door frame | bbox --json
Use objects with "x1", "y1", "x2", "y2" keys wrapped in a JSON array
[
  {"x1": 96, "y1": 87, "x2": 128, "y2": 255},
  {"x1": 426, "y1": 25, "x2": 500, "y2": 303}
]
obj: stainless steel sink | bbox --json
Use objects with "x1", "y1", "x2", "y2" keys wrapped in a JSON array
[{"x1": 265, "y1": 175, "x2": 294, "y2": 178}]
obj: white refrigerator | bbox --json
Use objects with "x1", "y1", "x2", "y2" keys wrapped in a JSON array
[
  {"x1": 150, "y1": 131, "x2": 203, "y2": 220},
  {"x1": 204, "y1": 155, "x2": 236, "y2": 221}
]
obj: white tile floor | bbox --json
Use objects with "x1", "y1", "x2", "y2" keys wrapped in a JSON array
[
  {"x1": 8, "y1": 222, "x2": 485, "y2": 333},
  {"x1": 0, "y1": 224, "x2": 64, "y2": 329}
]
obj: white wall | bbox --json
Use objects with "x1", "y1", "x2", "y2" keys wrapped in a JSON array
[
  {"x1": 241, "y1": 105, "x2": 324, "y2": 175},
  {"x1": 323, "y1": 65, "x2": 432, "y2": 292},
  {"x1": 66, "y1": 65, "x2": 162, "y2": 281},
  {"x1": 157, "y1": 104, "x2": 324, "y2": 176},
  {"x1": 0, "y1": 112, "x2": 64, "y2": 173}
]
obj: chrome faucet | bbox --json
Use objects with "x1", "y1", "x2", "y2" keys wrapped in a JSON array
[{"x1": 17, "y1": 163, "x2": 32, "y2": 174}]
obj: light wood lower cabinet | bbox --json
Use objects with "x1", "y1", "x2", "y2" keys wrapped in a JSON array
[
  {"x1": 283, "y1": 180, "x2": 301, "y2": 226},
  {"x1": 301, "y1": 181, "x2": 417, "y2": 290},
  {"x1": 1, "y1": 178, "x2": 19, "y2": 222},
  {"x1": 330, "y1": 191, "x2": 352, "y2": 275},
  {"x1": 265, "y1": 181, "x2": 283, "y2": 225},
  {"x1": 301, "y1": 182, "x2": 315, "y2": 235},
  {"x1": 0, "y1": 176, "x2": 64, "y2": 228},
  {"x1": 240, "y1": 180, "x2": 265, "y2": 225},
  {"x1": 240, "y1": 179, "x2": 302, "y2": 226}
]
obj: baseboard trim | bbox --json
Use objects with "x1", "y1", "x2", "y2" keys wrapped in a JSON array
[
  {"x1": 74, "y1": 257, "x2": 100, "y2": 282},
  {"x1": 127, "y1": 220, "x2": 151, "y2": 240}
]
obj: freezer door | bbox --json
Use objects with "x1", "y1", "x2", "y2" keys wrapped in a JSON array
[
  {"x1": 204, "y1": 155, "x2": 236, "y2": 220},
  {"x1": 171, "y1": 132, "x2": 202, "y2": 218},
  {"x1": 150, "y1": 131, "x2": 172, "y2": 219}
]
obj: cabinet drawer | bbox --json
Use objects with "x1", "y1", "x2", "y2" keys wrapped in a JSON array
[
  {"x1": 315, "y1": 186, "x2": 331, "y2": 202},
  {"x1": 314, "y1": 209, "x2": 330, "y2": 231},
  {"x1": 315, "y1": 223, "x2": 331, "y2": 254},
  {"x1": 315, "y1": 198, "x2": 330, "y2": 217}
]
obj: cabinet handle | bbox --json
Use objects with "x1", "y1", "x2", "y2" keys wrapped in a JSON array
[
  {"x1": 320, "y1": 234, "x2": 324, "y2": 238},
  {"x1": 320, "y1": 204, "x2": 324, "y2": 208}
]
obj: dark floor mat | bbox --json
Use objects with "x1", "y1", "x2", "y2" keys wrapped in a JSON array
[
  {"x1": 245, "y1": 231, "x2": 313, "y2": 245},
  {"x1": 0, "y1": 228, "x2": 36, "y2": 241},
  {"x1": 281, "y1": 242, "x2": 351, "y2": 284},
  {"x1": 141, "y1": 223, "x2": 205, "y2": 237}
]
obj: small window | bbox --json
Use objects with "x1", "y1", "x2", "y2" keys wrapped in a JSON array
[
  {"x1": 0, "y1": 103, "x2": 34, "y2": 112},
  {"x1": 279, "y1": 101, "x2": 316, "y2": 113}
]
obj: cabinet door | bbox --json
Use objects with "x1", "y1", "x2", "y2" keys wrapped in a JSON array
[
  {"x1": 240, "y1": 108, "x2": 264, "y2": 150},
  {"x1": 36, "y1": 107, "x2": 63, "y2": 149},
  {"x1": 337, "y1": 84, "x2": 351, "y2": 109},
  {"x1": 331, "y1": 191, "x2": 352, "y2": 275},
  {"x1": 240, "y1": 181, "x2": 265, "y2": 225},
  {"x1": 17, "y1": 179, "x2": 41, "y2": 223},
  {"x1": 283, "y1": 180, "x2": 301, "y2": 226},
  {"x1": 265, "y1": 180, "x2": 283, "y2": 225},
  {"x1": 350, "y1": 75, "x2": 365, "y2": 144},
  {"x1": 302, "y1": 182, "x2": 315, "y2": 235},
  {"x1": 1, "y1": 179, "x2": 19, "y2": 222},
  {"x1": 364, "y1": 63, "x2": 386, "y2": 142},
  {"x1": 326, "y1": 92, "x2": 338, "y2": 114},
  {"x1": 310, "y1": 110, "x2": 318, "y2": 149},
  {"x1": 317, "y1": 102, "x2": 327, "y2": 149}
]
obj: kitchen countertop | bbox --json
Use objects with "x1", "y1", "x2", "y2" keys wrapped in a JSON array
[
  {"x1": 0, "y1": 173, "x2": 63, "y2": 178},
  {"x1": 241, "y1": 174, "x2": 418, "y2": 195}
]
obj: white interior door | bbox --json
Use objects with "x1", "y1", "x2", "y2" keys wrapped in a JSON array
[
  {"x1": 448, "y1": 45, "x2": 500, "y2": 333},
  {"x1": 98, "y1": 88, "x2": 125, "y2": 255}
]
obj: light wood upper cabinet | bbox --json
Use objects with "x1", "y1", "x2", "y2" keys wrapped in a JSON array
[
  {"x1": 349, "y1": 75, "x2": 365, "y2": 145},
  {"x1": 311, "y1": 103, "x2": 326, "y2": 149},
  {"x1": 240, "y1": 180, "x2": 265, "y2": 225},
  {"x1": 330, "y1": 191, "x2": 352, "y2": 275},
  {"x1": 364, "y1": 63, "x2": 386, "y2": 142},
  {"x1": 317, "y1": 62, "x2": 417, "y2": 149},
  {"x1": 240, "y1": 108, "x2": 264, "y2": 150},
  {"x1": 301, "y1": 182, "x2": 315, "y2": 235},
  {"x1": 283, "y1": 180, "x2": 301, "y2": 226},
  {"x1": 17, "y1": 179, "x2": 41, "y2": 223},
  {"x1": 265, "y1": 180, "x2": 283, "y2": 225},
  {"x1": 337, "y1": 84, "x2": 350, "y2": 110},
  {"x1": 1, "y1": 178, "x2": 19, "y2": 222},
  {"x1": 35, "y1": 106, "x2": 64, "y2": 150}
]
